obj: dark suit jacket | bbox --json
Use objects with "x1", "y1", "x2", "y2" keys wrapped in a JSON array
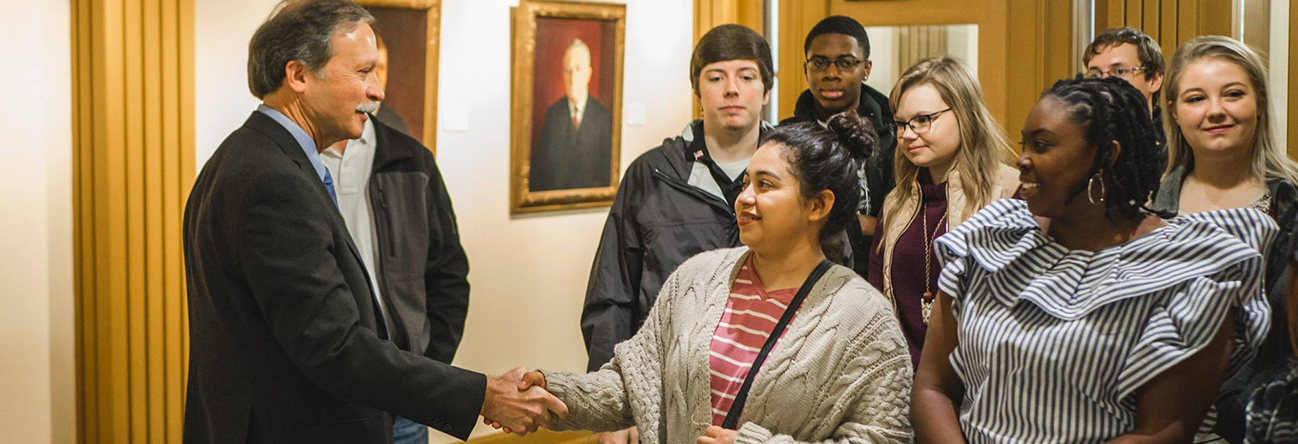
[
  {"x1": 367, "y1": 118, "x2": 468, "y2": 364},
  {"x1": 530, "y1": 96, "x2": 613, "y2": 191},
  {"x1": 182, "y1": 111, "x2": 485, "y2": 444}
]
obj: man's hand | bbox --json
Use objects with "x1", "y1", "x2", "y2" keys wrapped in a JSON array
[
  {"x1": 518, "y1": 371, "x2": 547, "y2": 391},
  {"x1": 592, "y1": 426, "x2": 639, "y2": 443},
  {"x1": 479, "y1": 367, "x2": 568, "y2": 436},
  {"x1": 696, "y1": 426, "x2": 736, "y2": 444}
]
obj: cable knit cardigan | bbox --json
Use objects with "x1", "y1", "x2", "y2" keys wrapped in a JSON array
[{"x1": 545, "y1": 247, "x2": 914, "y2": 443}]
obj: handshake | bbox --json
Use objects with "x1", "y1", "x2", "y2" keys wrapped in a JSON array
[{"x1": 479, "y1": 367, "x2": 568, "y2": 436}]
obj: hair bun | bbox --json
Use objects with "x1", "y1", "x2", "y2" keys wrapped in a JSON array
[{"x1": 826, "y1": 111, "x2": 877, "y2": 160}]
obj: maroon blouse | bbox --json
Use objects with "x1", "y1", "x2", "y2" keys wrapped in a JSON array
[{"x1": 867, "y1": 177, "x2": 948, "y2": 368}]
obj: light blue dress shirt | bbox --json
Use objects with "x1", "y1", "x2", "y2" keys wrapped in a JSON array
[{"x1": 256, "y1": 104, "x2": 333, "y2": 193}]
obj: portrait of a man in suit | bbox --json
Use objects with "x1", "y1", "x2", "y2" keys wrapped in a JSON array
[{"x1": 529, "y1": 38, "x2": 613, "y2": 192}]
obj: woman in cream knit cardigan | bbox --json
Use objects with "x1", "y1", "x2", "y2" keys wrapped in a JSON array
[{"x1": 514, "y1": 115, "x2": 913, "y2": 443}]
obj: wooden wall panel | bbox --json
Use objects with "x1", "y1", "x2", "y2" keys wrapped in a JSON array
[
  {"x1": 776, "y1": 0, "x2": 829, "y2": 120},
  {"x1": 695, "y1": 0, "x2": 764, "y2": 41},
  {"x1": 894, "y1": 26, "x2": 950, "y2": 80},
  {"x1": 1291, "y1": 0, "x2": 1297, "y2": 160},
  {"x1": 1198, "y1": 0, "x2": 1233, "y2": 36},
  {"x1": 1159, "y1": 0, "x2": 1177, "y2": 55},
  {"x1": 72, "y1": 0, "x2": 194, "y2": 442},
  {"x1": 1096, "y1": 0, "x2": 1234, "y2": 57}
]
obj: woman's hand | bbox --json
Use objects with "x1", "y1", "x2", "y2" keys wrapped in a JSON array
[
  {"x1": 911, "y1": 292, "x2": 968, "y2": 443},
  {"x1": 696, "y1": 426, "x2": 737, "y2": 444}
]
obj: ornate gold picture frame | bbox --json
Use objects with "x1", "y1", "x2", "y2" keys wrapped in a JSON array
[
  {"x1": 357, "y1": 0, "x2": 441, "y2": 153},
  {"x1": 511, "y1": 0, "x2": 626, "y2": 214}
]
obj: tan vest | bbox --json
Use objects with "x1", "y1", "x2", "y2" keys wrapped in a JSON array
[{"x1": 877, "y1": 163, "x2": 1020, "y2": 305}]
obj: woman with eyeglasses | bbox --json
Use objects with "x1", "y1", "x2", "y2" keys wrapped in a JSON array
[
  {"x1": 866, "y1": 56, "x2": 1019, "y2": 367},
  {"x1": 912, "y1": 76, "x2": 1273, "y2": 443},
  {"x1": 1149, "y1": 36, "x2": 1298, "y2": 442}
]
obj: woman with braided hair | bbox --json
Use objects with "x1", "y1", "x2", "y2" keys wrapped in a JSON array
[{"x1": 910, "y1": 77, "x2": 1275, "y2": 443}]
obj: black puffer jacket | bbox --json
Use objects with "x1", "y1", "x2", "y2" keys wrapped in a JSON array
[
  {"x1": 580, "y1": 120, "x2": 770, "y2": 371},
  {"x1": 368, "y1": 118, "x2": 470, "y2": 365},
  {"x1": 780, "y1": 84, "x2": 897, "y2": 279},
  {"x1": 1152, "y1": 166, "x2": 1298, "y2": 443}
]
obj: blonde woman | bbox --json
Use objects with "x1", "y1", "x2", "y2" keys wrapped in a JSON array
[
  {"x1": 866, "y1": 56, "x2": 1019, "y2": 366},
  {"x1": 1149, "y1": 36, "x2": 1298, "y2": 442}
]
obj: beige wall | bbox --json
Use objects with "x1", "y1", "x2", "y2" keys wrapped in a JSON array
[
  {"x1": 194, "y1": 0, "x2": 694, "y2": 441},
  {"x1": 0, "y1": 0, "x2": 76, "y2": 443}
]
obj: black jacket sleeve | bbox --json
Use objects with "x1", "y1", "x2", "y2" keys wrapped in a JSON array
[
  {"x1": 580, "y1": 167, "x2": 645, "y2": 372},
  {"x1": 422, "y1": 159, "x2": 470, "y2": 364},
  {"x1": 237, "y1": 169, "x2": 485, "y2": 440}
]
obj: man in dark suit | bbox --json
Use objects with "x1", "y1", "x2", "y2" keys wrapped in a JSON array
[
  {"x1": 182, "y1": 1, "x2": 563, "y2": 443},
  {"x1": 529, "y1": 38, "x2": 613, "y2": 192}
]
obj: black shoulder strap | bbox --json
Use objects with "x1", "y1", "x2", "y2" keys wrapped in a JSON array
[{"x1": 720, "y1": 259, "x2": 834, "y2": 430}]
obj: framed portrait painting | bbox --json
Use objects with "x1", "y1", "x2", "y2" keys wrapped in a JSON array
[
  {"x1": 511, "y1": 0, "x2": 626, "y2": 214},
  {"x1": 357, "y1": 0, "x2": 441, "y2": 153}
]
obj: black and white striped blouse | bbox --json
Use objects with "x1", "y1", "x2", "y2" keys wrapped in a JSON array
[{"x1": 935, "y1": 198, "x2": 1276, "y2": 443}]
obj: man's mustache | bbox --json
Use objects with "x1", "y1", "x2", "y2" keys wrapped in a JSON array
[{"x1": 356, "y1": 101, "x2": 380, "y2": 114}]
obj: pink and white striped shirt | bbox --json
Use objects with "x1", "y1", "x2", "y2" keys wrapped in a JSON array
[{"x1": 707, "y1": 255, "x2": 797, "y2": 426}]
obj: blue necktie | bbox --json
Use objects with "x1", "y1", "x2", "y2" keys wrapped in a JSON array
[{"x1": 323, "y1": 169, "x2": 338, "y2": 207}]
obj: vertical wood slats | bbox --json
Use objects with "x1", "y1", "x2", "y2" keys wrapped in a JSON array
[
  {"x1": 776, "y1": 0, "x2": 829, "y2": 120},
  {"x1": 72, "y1": 0, "x2": 194, "y2": 442},
  {"x1": 694, "y1": 0, "x2": 764, "y2": 44},
  {"x1": 1098, "y1": 0, "x2": 1231, "y2": 54},
  {"x1": 1160, "y1": 0, "x2": 1177, "y2": 59},
  {"x1": 894, "y1": 26, "x2": 950, "y2": 80},
  {"x1": 1291, "y1": 0, "x2": 1298, "y2": 160},
  {"x1": 1143, "y1": 0, "x2": 1159, "y2": 37}
]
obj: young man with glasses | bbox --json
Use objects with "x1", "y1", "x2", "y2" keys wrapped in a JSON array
[
  {"x1": 1084, "y1": 26, "x2": 1166, "y2": 162},
  {"x1": 780, "y1": 15, "x2": 895, "y2": 279}
]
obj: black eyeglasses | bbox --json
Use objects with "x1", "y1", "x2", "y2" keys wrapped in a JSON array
[
  {"x1": 805, "y1": 56, "x2": 864, "y2": 72},
  {"x1": 894, "y1": 109, "x2": 952, "y2": 135}
]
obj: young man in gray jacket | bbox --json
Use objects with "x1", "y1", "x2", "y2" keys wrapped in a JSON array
[{"x1": 321, "y1": 113, "x2": 470, "y2": 444}]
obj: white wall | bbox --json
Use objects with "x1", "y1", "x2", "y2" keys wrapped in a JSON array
[
  {"x1": 863, "y1": 26, "x2": 897, "y2": 96},
  {"x1": 0, "y1": 1, "x2": 75, "y2": 443},
  {"x1": 195, "y1": 0, "x2": 695, "y2": 441},
  {"x1": 195, "y1": 0, "x2": 276, "y2": 163}
]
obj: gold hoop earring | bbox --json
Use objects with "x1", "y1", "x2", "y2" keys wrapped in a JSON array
[{"x1": 1087, "y1": 175, "x2": 1106, "y2": 205}]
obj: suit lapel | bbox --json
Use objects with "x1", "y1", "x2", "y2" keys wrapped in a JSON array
[
  {"x1": 577, "y1": 96, "x2": 599, "y2": 138},
  {"x1": 245, "y1": 111, "x2": 310, "y2": 168},
  {"x1": 242, "y1": 112, "x2": 387, "y2": 337}
]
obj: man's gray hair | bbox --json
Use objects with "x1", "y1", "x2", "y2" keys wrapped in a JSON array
[
  {"x1": 247, "y1": 0, "x2": 374, "y2": 99},
  {"x1": 562, "y1": 38, "x2": 592, "y2": 67}
]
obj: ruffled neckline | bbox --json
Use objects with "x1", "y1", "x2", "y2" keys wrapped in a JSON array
[{"x1": 939, "y1": 199, "x2": 1275, "y2": 319}]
